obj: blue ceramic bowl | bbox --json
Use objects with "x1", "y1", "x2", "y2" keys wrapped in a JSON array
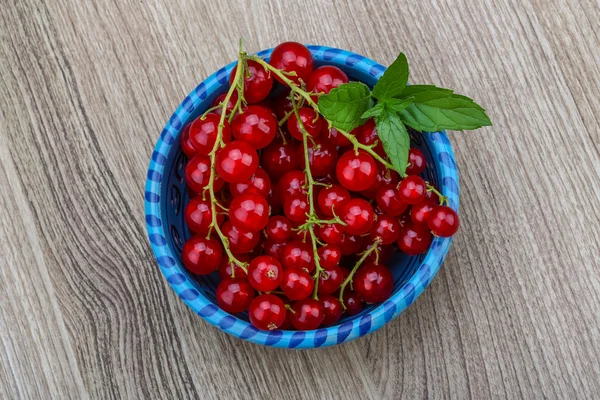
[{"x1": 145, "y1": 46, "x2": 460, "y2": 349}]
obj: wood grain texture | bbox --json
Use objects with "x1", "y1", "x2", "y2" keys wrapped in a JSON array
[{"x1": 1, "y1": 0, "x2": 599, "y2": 398}]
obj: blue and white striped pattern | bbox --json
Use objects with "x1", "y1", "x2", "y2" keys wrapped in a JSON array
[{"x1": 145, "y1": 46, "x2": 460, "y2": 349}]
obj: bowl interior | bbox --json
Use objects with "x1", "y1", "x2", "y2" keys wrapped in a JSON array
[{"x1": 146, "y1": 46, "x2": 458, "y2": 348}]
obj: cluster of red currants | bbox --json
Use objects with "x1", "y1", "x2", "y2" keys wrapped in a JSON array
[{"x1": 179, "y1": 42, "x2": 459, "y2": 331}]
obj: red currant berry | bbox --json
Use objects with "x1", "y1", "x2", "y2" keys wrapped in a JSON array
[
  {"x1": 317, "y1": 184, "x2": 350, "y2": 217},
  {"x1": 188, "y1": 114, "x2": 231, "y2": 155},
  {"x1": 210, "y1": 91, "x2": 238, "y2": 115},
  {"x1": 398, "y1": 176, "x2": 426, "y2": 205},
  {"x1": 326, "y1": 126, "x2": 352, "y2": 146},
  {"x1": 273, "y1": 90, "x2": 293, "y2": 119},
  {"x1": 336, "y1": 150, "x2": 378, "y2": 192},
  {"x1": 425, "y1": 187, "x2": 440, "y2": 204},
  {"x1": 357, "y1": 119, "x2": 385, "y2": 158},
  {"x1": 354, "y1": 263, "x2": 393, "y2": 303},
  {"x1": 397, "y1": 224, "x2": 433, "y2": 255},
  {"x1": 320, "y1": 295, "x2": 343, "y2": 326},
  {"x1": 375, "y1": 183, "x2": 408, "y2": 216},
  {"x1": 185, "y1": 155, "x2": 224, "y2": 193},
  {"x1": 410, "y1": 200, "x2": 437, "y2": 226},
  {"x1": 231, "y1": 105, "x2": 277, "y2": 149},
  {"x1": 180, "y1": 123, "x2": 197, "y2": 157},
  {"x1": 229, "y1": 193, "x2": 269, "y2": 232},
  {"x1": 221, "y1": 221, "x2": 260, "y2": 254},
  {"x1": 289, "y1": 298, "x2": 325, "y2": 330},
  {"x1": 317, "y1": 223, "x2": 344, "y2": 244},
  {"x1": 182, "y1": 236, "x2": 222, "y2": 275},
  {"x1": 185, "y1": 197, "x2": 223, "y2": 234},
  {"x1": 248, "y1": 294, "x2": 286, "y2": 330},
  {"x1": 370, "y1": 214, "x2": 401, "y2": 245},
  {"x1": 283, "y1": 193, "x2": 309, "y2": 224},
  {"x1": 248, "y1": 255, "x2": 283, "y2": 292},
  {"x1": 298, "y1": 137, "x2": 338, "y2": 177},
  {"x1": 230, "y1": 167, "x2": 271, "y2": 198},
  {"x1": 261, "y1": 140, "x2": 300, "y2": 180},
  {"x1": 342, "y1": 291, "x2": 363, "y2": 315},
  {"x1": 338, "y1": 233, "x2": 364, "y2": 255},
  {"x1": 265, "y1": 216, "x2": 293, "y2": 242},
  {"x1": 282, "y1": 240, "x2": 314, "y2": 272},
  {"x1": 263, "y1": 239, "x2": 287, "y2": 259},
  {"x1": 287, "y1": 107, "x2": 323, "y2": 141},
  {"x1": 280, "y1": 268, "x2": 314, "y2": 300},
  {"x1": 406, "y1": 148, "x2": 426, "y2": 175},
  {"x1": 269, "y1": 42, "x2": 314, "y2": 84},
  {"x1": 427, "y1": 206, "x2": 460, "y2": 237},
  {"x1": 317, "y1": 265, "x2": 344, "y2": 295},
  {"x1": 218, "y1": 255, "x2": 250, "y2": 280},
  {"x1": 277, "y1": 170, "x2": 307, "y2": 199},
  {"x1": 361, "y1": 163, "x2": 400, "y2": 198},
  {"x1": 317, "y1": 244, "x2": 342, "y2": 269},
  {"x1": 229, "y1": 60, "x2": 273, "y2": 104},
  {"x1": 306, "y1": 66, "x2": 349, "y2": 98},
  {"x1": 216, "y1": 278, "x2": 254, "y2": 314},
  {"x1": 340, "y1": 198, "x2": 375, "y2": 235},
  {"x1": 215, "y1": 141, "x2": 259, "y2": 184}
]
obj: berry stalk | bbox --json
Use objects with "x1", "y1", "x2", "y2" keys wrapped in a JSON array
[{"x1": 338, "y1": 239, "x2": 381, "y2": 309}]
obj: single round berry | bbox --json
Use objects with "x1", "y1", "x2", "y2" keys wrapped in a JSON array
[
  {"x1": 317, "y1": 223, "x2": 344, "y2": 244},
  {"x1": 375, "y1": 183, "x2": 408, "y2": 216},
  {"x1": 320, "y1": 295, "x2": 343, "y2": 326},
  {"x1": 357, "y1": 119, "x2": 385, "y2": 158},
  {"x1": 410, "y1": 200, "x2": 437, "y2": 226},
  {"x1": 269, "y1": 42, "x2": 314, "y2": 84},
  {"x1": 369, "y1": 214, "x2": 401, "y2": 245},
  {"x1": 218, "y1": 255, "x2": 250, "y2": 280},
  {"x1": 338, "y1": 233, "x2": 364, "y2": 255},
  {"x1": 231, "y1": 105, "x2": 277, "y2": 149},
  {"x1": 317, "y1": 265, "x2": 344, "y2": 295},
  {"x1": 280, "y1": 268, "x2": 314, "y2": 300},
  {"x1": 248, "y1": 294, "x2": 286, "y2": 330},
  {"x1": 210, "y1": 91, "x2": 238, "y2": 115},
  {"x1": 282, "y1": 240, "x2": 315, "y2": 272},
  {"x1": 398, "y1": 176, "x2": 426, "y2": 205},
  {"x1": 221, "y1": 221, "x2": 261, "y2": 254},
  {"x1": 265, "y1": 216, "x2": 293, "y2": 242},
  {"x1": 427, "y1": 206, "x2": 460, "y2": 237},
  {"x1": 342, "y1": 291, "x2": 363, "y2": 315},
  {"x1": 340, "y1": 198, "x2": 375, "y2": 235},
  {"x1": 283, "y1": 193, "x2": 309, "y2": 224},
  {"x1": 229, "y1": 59, "x2": 273, "y2": 104},
  {"x1": 326, "y1": 126, "x2": 352, "y2": 146},
  {"x1": 230, "y1": 167, "x2": 271, "y2": 198},
  {"x1": 406, "y1": 148, "x2": 426, "y2": 175},
  {"x1": 215, "y1": 141, "x2": 259, "y2": 184},
  {"x1": 182, "y1": 236, "x2": 222, "y2": 275},
  {"x1": 306, "y1": 66, "x2": 349, "y2": 98},
  {"x1": 261, "y1": 141, "x2": 300, "y2": 180},
  {"x1": 184, "y1": 197, "x2": 223, "y2": 234},
  {"x1": 229, "y1": 193, "x2": 269, "y2": 232},
  {"x1": 354, "y1": 263, "x2": 393, "y2": 303},
  {"x1": 298, "y1": 137, "x2": 338, "y2": 177},
  {"x1": 263, "y1": 239, "x2": 287, "y2": 259},
  {"x1": 397, "y1": 224, "x2": 433, "y2": 255},
  {"x1": 185, "y1": 155, "x2": 224, "y2": 193},
  {"x1": 277, "y1": 170, "x2": 307, "y2": 199},
  {"x1": 289, "y1": 298, "x2": 325, "y2": 330},
  {"x1": 317, "y1": 244, "x2": 342, "y2": 269},
  {"x1": 216, "y1": 278, "x2": 254, "y2": 314},
  {"x1": 180, "y1": 123, "x2": 197, "y2": 157},
  {"x1": 317, "y1": 184, "x2": 350, "y2": 217},
  {"x1": 287, "y1": 107, "x2": 323, "y2": 140},
  {"x1": 248, "y1": 255, "x2": 283, "y2": 292},
  {"x1": 188, "y1": 114, "x2": 231, "y2": 155},
  {"x1": 336, "y1": 150, "x2": 378, "y2": 192}
]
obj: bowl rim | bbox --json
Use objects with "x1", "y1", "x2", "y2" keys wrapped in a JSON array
[{"x1": 145, "y1": 45, "x2": 460, "y2": 349}]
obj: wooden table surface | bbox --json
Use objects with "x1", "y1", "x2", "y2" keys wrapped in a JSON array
[{"x1": 2, "y1": 0, "x2": 599, "y2": 398}]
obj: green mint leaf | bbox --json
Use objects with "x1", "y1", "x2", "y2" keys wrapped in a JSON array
[
  {"x1": 318, "y1": 82, "x2": 373, "y2": 132},
  {"x1": 375, "y1": 106, "x2": 410, "y2": 175},
  {"x1": 372, "y1": 53, "x2": 409, "y2": 100},
  {"x1": 397, "y1": 85, "x2": 492, "y2": 131},
  {"x1": 383, "y1": 97, "x2": 414, "y2": 113},
  {"x1": 361, "y1": 103, "x2": 385, "y2": 119}
]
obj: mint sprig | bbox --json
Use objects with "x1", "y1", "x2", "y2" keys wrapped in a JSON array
[{"x1": 318, "y1": 52, "x2": 492, "y2": 175}]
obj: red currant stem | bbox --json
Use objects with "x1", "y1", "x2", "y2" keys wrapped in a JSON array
[
  {"x1": 249, "y1": 55, "x2": 319, "y2": 112},
  {"x1": 200, "y1": 104, "x2": 224, "y2": 119},
  {"x1": 278, "y1": 110, "x2": 294, "y2": 127},
  {"x1": 426, "y1": 184, "x2": 448, "y2": 205},
  {"x1": 338, "y1": 239, "x2": 382, "y2": 310},
  {"x1": 285, "y1": 304, "x2": 296, "y2": 314},
  {"x1": 268, "y1": 290, "x2": 286, "y2": 295},
  {"x1": 206, "y1": 50, "x2": 248, "y2": 273}
]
